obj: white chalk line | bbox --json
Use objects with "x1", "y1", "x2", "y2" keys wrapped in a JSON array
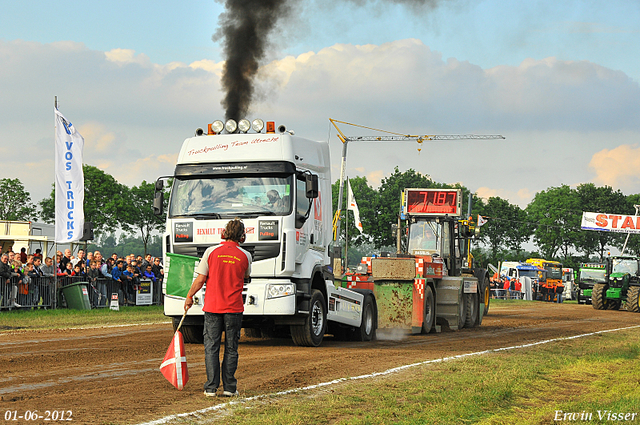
[{"x1": 137, "y1": 324, "x2": 640, "y2": 425}]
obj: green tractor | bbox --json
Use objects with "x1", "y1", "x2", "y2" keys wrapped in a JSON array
[
  {"x1": 576, "y1": 263, "x2": 606, "y2": 305},
  {"x1": 592, "y1": 256, "x2": 640, "y2": 312}
]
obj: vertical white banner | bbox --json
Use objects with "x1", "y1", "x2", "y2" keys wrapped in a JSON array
[
  {"x1": 347, "y1": 178, "x2": 363, "y2": 233},
  {"x1": 55, "y1": 108, "x2": 85, "y2": 243}
]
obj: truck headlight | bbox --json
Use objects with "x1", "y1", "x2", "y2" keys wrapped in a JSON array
[{"x1": 267, "y1": 283, "x2": 294, "y2": 299}]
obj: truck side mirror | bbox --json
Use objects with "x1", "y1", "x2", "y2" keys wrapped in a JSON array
[
  {"x1": 305, "y1": 174, "x2": 318, "y2": 198},
  {"x1": 153, "y1": 180, "x2": 164, "y2": 216}
]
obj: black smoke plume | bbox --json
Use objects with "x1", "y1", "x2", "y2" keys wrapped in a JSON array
[
  {"x1": 214, "y1": 0, "x2": 294, "y2": 121},
  {"x1": 214, "y1": 0, "x2": 448, "y2": 121}
]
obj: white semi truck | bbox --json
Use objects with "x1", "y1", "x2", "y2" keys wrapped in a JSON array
[{"x1": 154, "y1": 119, "x2": 377, "y2": 346}]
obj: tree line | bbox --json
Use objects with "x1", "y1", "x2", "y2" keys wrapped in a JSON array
[
  {"x1": 3, "y1": 166, "x2": 638, "y2": 268},
  {"x1": 0, "y1": 165, "x2": 165, "y2": 255},
  {"x1": 335, "y1": 168, "x2": 640, "y2": 269}
]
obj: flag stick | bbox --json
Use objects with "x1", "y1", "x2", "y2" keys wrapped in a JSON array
[{"x1": 175, "y1": 309, "x2": 188, "y2": 334}]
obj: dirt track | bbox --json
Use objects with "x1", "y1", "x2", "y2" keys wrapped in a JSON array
[{"x1": 1, "y1": 302, "x2": 640, "y2": 424}]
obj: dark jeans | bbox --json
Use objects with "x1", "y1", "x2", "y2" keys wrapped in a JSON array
[{"x1": 203, "y1": 312, "x2": 242, "y2": 393}]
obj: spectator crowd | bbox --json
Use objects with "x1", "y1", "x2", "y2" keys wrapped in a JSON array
[{"x1": 1, "y1": 247, "x2": 164, "y2": 310}]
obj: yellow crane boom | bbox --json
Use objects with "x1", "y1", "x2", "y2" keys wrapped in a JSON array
[{"x1": 330, "y1": 118, "x2": 505, "y2": 248}]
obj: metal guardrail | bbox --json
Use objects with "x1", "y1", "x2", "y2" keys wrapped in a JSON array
[{"x1": 1, "y1": 275, "x2": 164, "y2": 311}]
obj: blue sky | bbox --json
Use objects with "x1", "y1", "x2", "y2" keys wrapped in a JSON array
[
  {"x1": 4, "y1": 0, "x2": 638, "y2": 76},
  {"x1": 1, "y1": 0, "x2": 640, "y2": 208}
]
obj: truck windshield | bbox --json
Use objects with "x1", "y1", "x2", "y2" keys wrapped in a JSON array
[
  {"x1": 545, "y1": 265, "x2": 562, "y2": 280},
  {"x1": 612, "y1": 258, "x2": 638, "y2": 275},
  {"x1": 519, "y1": 269, "x2": 539, "y2": 279},
  {"x1": 169, "y1": 176, "x2": 293, "y2": 218},
  {"x1": 579, "y1": 269, "x2": 606, "y2": 283}
]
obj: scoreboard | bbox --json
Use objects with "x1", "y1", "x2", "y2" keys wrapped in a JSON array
[{"x1": 404, "y1": 188, "x2": 462, "y2": 217}]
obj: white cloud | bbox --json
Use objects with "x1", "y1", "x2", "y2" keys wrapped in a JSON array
[
  {"x1": 79, "y1": 123, "x2": 117, "y2": 154},
  {"x1": 2, "y1": 37, "x2": 640, "y2": 210},
  {"x1": 590, "y1": 145, "x2": 640, "y2": 194},
  {"x1": 255, "y1": 40, "x2": 640, "y2": 137},
  {"x1": 101, "y1": 153, "x2": 179, "y2": 188},
  {"x1": 476, "y1": 187, "x2": 535, "y2": 209},
  {"x1": 105, "y1": 48, "x2": 151, "y2": 66}
]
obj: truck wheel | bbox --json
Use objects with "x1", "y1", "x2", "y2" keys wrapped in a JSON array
[
  {"x1": 244, "y1": 328, "x2": 262, "y2": 338},
  {"x1": 291, "y1": 289, "x2": 326, "y2": 347},
  {"x1": 458, "y1": 289, "x2": 467, "y2": 329},
  {"x1": 353, "y1": 295, "x2": 376, "y2": 341},
  {"x1": 422, "y1": 286, "x2": 435, "y2": 334},
  {"x1": 627, "y1": 287, "x2": 640, "y2": 313},
  {"x1": 173, "y1": 320, "x2": 204, "y2": 344},
  {"x1": 464, "y1": 292, "x2": 478, "y2": 328},
  {"x1": 592, "y1": 283, "x2": 608, "y2": 310},
  {"x1": 607, "y1": 299, "x2": 621, "y2": 310},
  {"x1": 483, "y1": 282, "x2": 491, "y2": 316}
]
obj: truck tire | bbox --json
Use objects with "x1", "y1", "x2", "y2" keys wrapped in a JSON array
[
  {"x1": 458, "y1": 289, "x2": 467, "y2": 329},
  {"x1": 592, "y1": 283, "x2": 608, "y2": 310},
  {"x1": 627, "y1": 287, "x2": 640, "y2": 313},
  {"x1": 353, "y1": 295, "x2": 376, "y2": 341},
  {"x1": 422, "y1": 285, "x2": 435, "y2": 334},
  {"x1": 244, "y1": 328, "x2": 262, "y2": 338},
  {"x1": 607, "y1": 299, "x2": 621, "y2": 310},
  {"x1": 464, "y1": 292, "x2": 478, "y2": 328},
  {"x1": 291, "y1": 289, "x2": 326, "y2": 347},
  {"x1": 483, "y1": 282, "x2": 491, "y2": 316},
  {"x1": 173, "y1": 320, "x2": 204, "y2": 344}
]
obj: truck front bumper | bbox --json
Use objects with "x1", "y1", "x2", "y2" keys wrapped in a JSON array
[{"x1": 243, "y1": 279, "x2": 297, "y2": 316}]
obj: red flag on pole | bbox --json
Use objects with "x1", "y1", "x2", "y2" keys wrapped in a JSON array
[{"x1": 160, "y1": 314, "x2": 189, "y2": 390}]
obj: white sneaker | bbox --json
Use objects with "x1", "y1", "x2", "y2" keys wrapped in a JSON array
[
  {"x1": 222, "y1": 390, "x2": 239, "y2": 397},
  {"x1": 203, "y1": 391, "x2": 217, "y2": 397}
]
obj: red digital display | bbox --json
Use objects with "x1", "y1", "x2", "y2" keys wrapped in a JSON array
[{"x1": 405, "y1": 189, "x2": 460, "y2": 216}]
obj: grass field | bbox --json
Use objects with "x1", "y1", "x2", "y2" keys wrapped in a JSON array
[
  {"x1": 210, "y1": 327, "x2": 640, "y2": 425},
  {"x1": 3, "y1": 301, "x2": 639, "y2": 424},
  {"x1": 0, "y1": 305, "x2": 167, "y2": 331}
]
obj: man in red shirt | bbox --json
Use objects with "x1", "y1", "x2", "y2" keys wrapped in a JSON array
[{"x1": 184, "y1": 219, "x2": 251, "y2": 398}]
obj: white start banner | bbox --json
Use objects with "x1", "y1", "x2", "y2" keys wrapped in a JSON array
[
  {"x1": 581, "y1": 211, "x2": 640, "y2": 234},
  {"x1": 55, "y1": 107, "x2": 85, "y2": 243}
]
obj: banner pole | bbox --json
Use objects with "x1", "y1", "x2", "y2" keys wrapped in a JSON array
[{"x1": 53, "y1": 96, "x2": 58, "y2": 309}]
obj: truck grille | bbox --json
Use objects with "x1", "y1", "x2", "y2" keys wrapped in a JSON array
[{"x1": 174, "y1": 243, "x2": 280, "y2": 262}]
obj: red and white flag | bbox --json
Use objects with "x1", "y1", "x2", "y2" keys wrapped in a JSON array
[
  {"x1": 347, "y1": 178, "x2": 363, "y2": 233},
  {"x1": 160, "y1": 330, "x2": 189, "y2": 390},
  {"x1": 477, "y1": 214, "x2": 488, "y2": 227}
]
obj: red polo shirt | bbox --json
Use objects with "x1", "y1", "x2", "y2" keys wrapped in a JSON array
[{"x1": 196, "y1": 241, "x2": 251, "y2": 314}]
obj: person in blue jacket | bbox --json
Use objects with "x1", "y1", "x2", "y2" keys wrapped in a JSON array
[{"x1": 111, "y1": 260, "x2": 127, "y2": 305}]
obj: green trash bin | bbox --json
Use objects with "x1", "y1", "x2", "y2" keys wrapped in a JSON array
[{"x1": 61, "y1": 282, "x2": 92, "y2": 310}]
